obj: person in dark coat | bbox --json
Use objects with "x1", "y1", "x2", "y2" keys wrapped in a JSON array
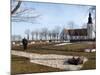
[{"x1": 22, "y1": 37, "x2": 28, "y2": 50}]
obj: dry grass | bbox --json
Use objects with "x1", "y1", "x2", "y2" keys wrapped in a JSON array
[
  {"x1": 11, "y1": 55, "x2": 62, "y2": 75},
  {"x1": 81, "y1": 60, "x2": 96, "y2": 70},
  {"x1": 12, "y1": 42, "x2": 95, "y2": 52},
  {"x1": 11, "y1": 42, "x2": 96, "y2": 74}
]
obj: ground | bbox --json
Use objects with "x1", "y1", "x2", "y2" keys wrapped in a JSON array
[
  {"x1": 11, "y1": 41, "x2": 96, "y2": 74},
  {"x1": 11, "y1": 55, "x2": 62, "y2": 75}
]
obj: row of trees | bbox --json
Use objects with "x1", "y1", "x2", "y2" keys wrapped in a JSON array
[
  {"x1": 11, "y1": 35, "x2": 22, "y2": 41},
  {"x1": 25, "y1": 26, "x2": 61, "y2": 41},
  {"x1": 11, "y1": 26, "x2": 62, "y2": 41}
]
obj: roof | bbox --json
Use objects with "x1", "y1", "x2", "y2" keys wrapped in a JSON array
[{"x1": 64, "y1": 28, "x2": 87, "y2": 36}]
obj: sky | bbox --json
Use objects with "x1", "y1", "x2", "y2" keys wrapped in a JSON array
[{"x1": 11, "y1": 1, "x2": 96, "y2": 37}]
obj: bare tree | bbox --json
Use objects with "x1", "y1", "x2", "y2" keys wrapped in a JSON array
[
  {"x1": 54, "y1": 26, "x2": 61, "y2": 41},
  {"x1": 89, "y1": 6, "x2": 96, "y2": 19},
  {"x1": 42, "y1": 28, "x2": 48, "y2": 40},
  {"x1": 48, "y1": 31, "x2": 52, "y2": 40},
  {"x1": 68, "y1": 21, "x2": 75, "y2": 29},
  {"x1": 52, "y1": 30, "x2": 57, "y2": 41},
  {"x1": 11, "y1": 0, "x2": 22, "y2": 15},
  {"x1": 11, "y1": 0, "x2": 40, "y2": 23},
  {"x1": 34, "y1": 31, "x2": 39, "y2": 40},
  {"x1": 25, "y1": 29, "x2": 30, "y2": 40},
  {"x1": 17, "y1": 35, "x2": 22, "y2": 41},
  {"x1": 81, "y1": 23, "x2": 87, "y2": 28},
  {"x1": 39, "y1": 31, "x2": 43, "y2": 40},
  {"x1": 68, "y1": 21, "x2": 75, "y2": 40},
  {"x1": 11, "y1": 35, "x2": 21, "y2": 41},
  {"x1": 31, "y1": 31, "x2": 35, "y2": 40},
  {"x1": 60, "y1": 28, "x2": 65, "y2": 41}
]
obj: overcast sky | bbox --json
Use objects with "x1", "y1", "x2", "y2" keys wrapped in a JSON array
[{"x1": 12, "y1": 1, "x2": 95, "y2": 37}]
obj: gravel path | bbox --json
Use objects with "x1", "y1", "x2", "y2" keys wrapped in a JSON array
[
  {"x1": 55, "y1": 43, "x2": 72, "y2": 46},
  {"x1": 11, "y1": 50, "x2": 88, "y2": 71}
]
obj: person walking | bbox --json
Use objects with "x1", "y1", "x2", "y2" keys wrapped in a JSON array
[{"x1": 22, "y1": 37, "x2": 28, "y2": 50}]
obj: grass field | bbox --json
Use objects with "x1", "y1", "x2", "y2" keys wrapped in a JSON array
[
  {"x1": 11, "y1": 55, "x2": 62, "y2": 75},
  {"x1": 12, "y1": 42, "x2": 95, "y2": 53},
  {"x1": 11, "y1": 42, "x2": 96, "y2": 74}
]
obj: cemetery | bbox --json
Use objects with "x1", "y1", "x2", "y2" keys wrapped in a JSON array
[
  {"x1": 11, "y1": 40, "x2": 96, "y2": 74},
  {"x1": 11, "y1": 1, "x2": 96, "y2": 74}
]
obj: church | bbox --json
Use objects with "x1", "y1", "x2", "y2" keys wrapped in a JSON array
[{"x1": 60, "y1": 13, "x2": 95, "y2": 41}]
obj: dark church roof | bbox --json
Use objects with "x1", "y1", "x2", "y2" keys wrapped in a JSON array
[{"x1": 64, "y1": 28, "x2": 87, "y2": 36}]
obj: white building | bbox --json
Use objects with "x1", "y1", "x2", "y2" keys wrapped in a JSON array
[
  {"x1": 87, "y1": 13, "x2": 95, "y2": 39},
  {"x1": 60, "y1": 13, "x2": 95, "y2": 41}
]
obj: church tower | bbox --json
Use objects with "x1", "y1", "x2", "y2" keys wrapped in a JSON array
[{"x1": 87, "y1": 12, "x2": 93, "y2": 39}]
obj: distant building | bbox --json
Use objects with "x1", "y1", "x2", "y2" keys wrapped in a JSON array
[{"x1": 60, "y1": 13, "x2": 95, "y2": 41}]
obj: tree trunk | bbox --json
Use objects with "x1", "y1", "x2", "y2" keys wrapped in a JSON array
[{"x1": 11, "y1": 1, "x2": 22, "y2": 14}]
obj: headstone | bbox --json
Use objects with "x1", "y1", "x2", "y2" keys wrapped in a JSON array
[{"x1": 12, "y1": 42, "x2": 15, "y2": 45}]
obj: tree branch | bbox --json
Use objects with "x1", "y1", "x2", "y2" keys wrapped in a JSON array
[{"x1": 11, "y1": 1, "x2": 22, "y2": 14}]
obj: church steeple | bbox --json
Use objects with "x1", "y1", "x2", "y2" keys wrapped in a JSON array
[
  {"x1": 87, "y1": 12, "x2": 93, "y2": 39},
  {"x1": 88, "y1": 12, "x2": 93, "y2": 24}
]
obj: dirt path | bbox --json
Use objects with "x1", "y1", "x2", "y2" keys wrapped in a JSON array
[{"x1": 11, "y1": 50, "x2": 88, "y2": 71}]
